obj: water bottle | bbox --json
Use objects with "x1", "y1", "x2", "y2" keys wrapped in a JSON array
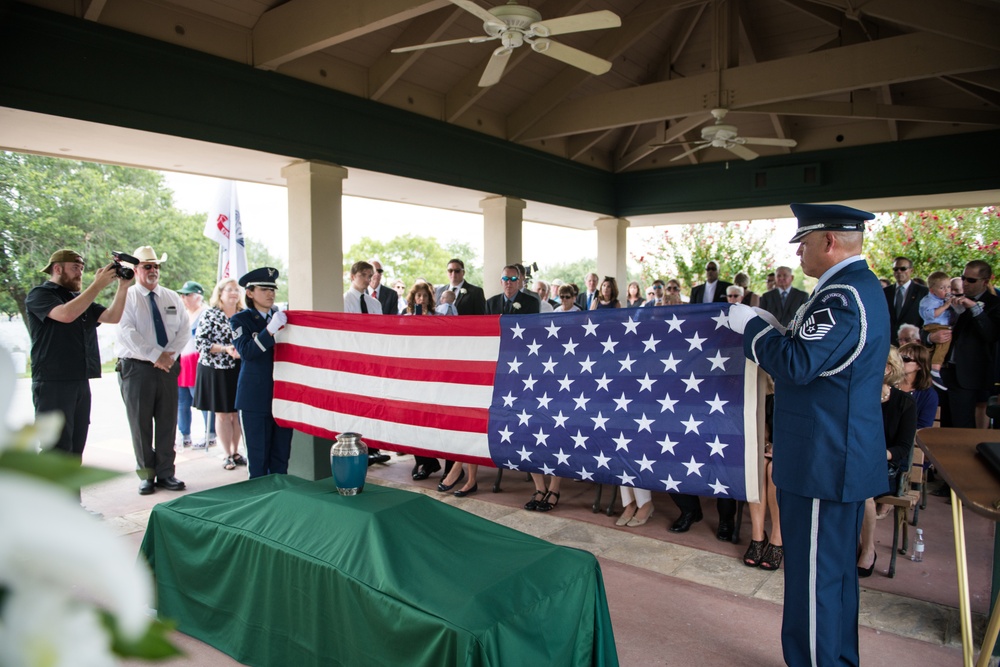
[{"x1": 911, "y1": 529, "x2": 925, "y2": 562}]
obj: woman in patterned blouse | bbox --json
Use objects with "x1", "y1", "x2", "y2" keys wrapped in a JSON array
[{"x1": 194, "y1": 278, "x2": 244, "y2": 470}]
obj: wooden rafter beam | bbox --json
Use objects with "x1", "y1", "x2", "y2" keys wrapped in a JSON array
[{"x1": 519, "y1": 32, "x2": 1000, "y2": 141}]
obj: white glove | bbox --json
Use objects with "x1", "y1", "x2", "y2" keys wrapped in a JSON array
[
  {"x1": 266, "y1": 310, "x2": 287, "y2": 335},
  {"x1": 727, "y1": 303, "x2": 757, "y2": 334}
]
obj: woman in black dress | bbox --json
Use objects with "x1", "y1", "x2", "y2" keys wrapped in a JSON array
[{"x1": 194, "y1": 278, "x2": 244, "y2": 470}]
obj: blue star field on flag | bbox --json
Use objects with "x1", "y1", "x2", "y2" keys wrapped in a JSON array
[{"x1": 487, "y1": 304, "x2": 751, "y2": 500}]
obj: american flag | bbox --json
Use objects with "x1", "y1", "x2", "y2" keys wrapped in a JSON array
[{"x1": 272, "y1": 306, "x2": 761, "y2": 501}]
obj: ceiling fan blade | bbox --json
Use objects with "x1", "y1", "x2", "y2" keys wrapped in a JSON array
[
  {"x1": 449, "y1": 0, "x2": 505, "y2": 28},
  {"x1": 530, "y1": 10, "x2": 622, "y2": 37},
  {"x1": 479, "y1": 48, "x2": 513, "y2": 87},
  {"x1": 738, "y1": 136, "x2": 798, "y2": 148},
  {"x1": 670, "y1": 143, "x2": 711, "y2": 162},
  {"x1": 392, "y1": 35, "x2": 494, "y2": 53},
  {"x1": 726, "y1": 143, "x2": 759, "y2": 160},
  {"x1": 530, "y1": 39, "x2": 612, "y2": 75}
]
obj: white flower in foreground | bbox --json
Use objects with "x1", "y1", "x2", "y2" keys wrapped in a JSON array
[
  {"x1": 0, "y1": 587, "x2": 116, "y2": 667},
  {"x1": 0, "y1": 472, "x2": 153, "y2": 641}
]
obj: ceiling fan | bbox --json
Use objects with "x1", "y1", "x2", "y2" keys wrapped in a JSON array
[
  {"x1": 391, "y1": 0, "x2": 621, "y2": 87},
  {"x1": 663, "y1": 109, "x2": 798, "y2": 162}
]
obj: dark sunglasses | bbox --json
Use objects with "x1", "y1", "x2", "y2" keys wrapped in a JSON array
[
  {"x1": 901, "y1": 355, "x2": 915, "y2": 363},
  {"x1": 653, "y1": 285, "x2": 663, "y2": 290},
  {"x1": 500, "y1": 276, "x2": 518, "y2": 282},
  {"x1": 447, "y1": 268, "x2": 464, "y2": 273},
  {"x1": 961, "y1": 275, "x2": 981, "y2": 283},
  {"x1": 140, "y1": 264, "x2": 157, "y2": 271},
  {"x1": 951, "y1": 291, "x2": 964, "y2": 296},
  {"x1": 374, "y1": 268, "x2": 384, "y2": 274},
  {"x1": 726, "y1": 293, "x2": 741, "y2": 298},
  {"x1": 892, "y1": 266, "x2": 911, "y2": 272},
  {"x1": 666, "y1": 286, "x2": 679, "y2": 292},
  {"x1": 560, "y1": 295, "x2": 574, "y2": 300},
  {"x1": 705, "y1": 266, "x2": 718, "y2": 271}
]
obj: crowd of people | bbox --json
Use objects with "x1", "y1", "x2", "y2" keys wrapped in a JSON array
[{"x1": 22, "y1": 205, "x2": 1000, "y2": 667}]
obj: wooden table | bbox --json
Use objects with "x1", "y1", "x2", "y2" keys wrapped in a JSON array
[{"x1": 916, "y1": 428, "x2": 1000, "y2": 667}]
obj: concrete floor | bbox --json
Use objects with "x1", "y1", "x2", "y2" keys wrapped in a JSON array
[{"x1": 10, "y1": 376, "x2": 993, "y2": 666}]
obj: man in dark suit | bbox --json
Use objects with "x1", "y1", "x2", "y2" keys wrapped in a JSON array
[
  {"x1": 368, "y1": 259, "x2": 398, "y2": 317},
  {"x1": 689, "y1": 261, "x2": 732, "y2": 304},
  {"x1": 884, "y1": 256, "x2": 928, "y2": 345},
  {"x1": 759, "y1": 265, "x2": 809, "y2": 327},
  {"x1": 575, "y1": 272, "x2": 599, "y2": 311},
  {"x1": 936, "y1": 259, "x2": 1000, "y2": 428},
  {"x1": 435, "y1": 258, "x2": 486, "y2": 316},
  {"x1": 486, "y1": 265, "x2": 542, "y2": 315}
]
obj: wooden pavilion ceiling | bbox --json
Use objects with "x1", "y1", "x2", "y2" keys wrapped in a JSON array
[{"x1": 18, "y1": 0, "x2": 1000, "y2": 175}]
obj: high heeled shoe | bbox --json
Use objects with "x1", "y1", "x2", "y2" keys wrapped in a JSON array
[
  {"x1": 626, "y1": 506, "x2": 654, "y2": 527},
  {"x1": 437, "y1": 469, "x2": 465, "y2": 492},
  {"x1": 743, "y1": 532, "x2": 769, "y2": 567},
  {"x1": 454, "y1": 483, "x2": 478, "y2": 498},
  {"x1": 616, "y1": 503, "x2": 637, "y2": 526},
  {"x1": 857, "y1": 552, "x2": 877, "y2": 578}
]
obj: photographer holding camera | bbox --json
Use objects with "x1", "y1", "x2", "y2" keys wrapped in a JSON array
[{"x1": 25, "y1": 249, "x2": 131, "y2": 475}]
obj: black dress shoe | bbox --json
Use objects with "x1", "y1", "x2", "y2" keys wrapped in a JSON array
[
  {"x1": 412, "y1": 465, "x2": 432, "y2": 480},
  {"x1": 716, "y1": 520, "x2": 735, "y2": 542},
  {"x1": 138, "y1": 480, "x2": 155, "y2": 496},
  {"x1": 437, "y1": 469, "x2": 465, "y2": 492},
  {"x1": 454, "y1": 483, "x2": 478, "y2": 498},
  {"x1": 367, "y1": 453, "x2": 391, "y2": 466},
  {"x1": 669, "y1": 509, "x2": 703, "y2": 533},
  {"x1": 155, "y1": 476, "x2": 186, "y2": 491}
]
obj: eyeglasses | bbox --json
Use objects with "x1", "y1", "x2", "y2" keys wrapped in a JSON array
[
  {"x1": 892, "y1": 266, "x2": 911, "y2": 272},
  {"x1": 140, "y1": 264, "x2": 157, "y2": 271},
  {"x1": 374, "y1": 268, "x2": 384, "y2": 274},
  {"x1": 500, "y1": 276, "x2": 518, "y2": 282},
  {"x1": 653, "y1": 285, "x2": 663, "y2": 290},
  {"x1": 726, "y1": 294, "x2": 741, "y2": 299},
  {"x1": 961, "y1": 275, "x2": 981, "y2": 283},
  {"x1": 901, "y1": 356, "x2": 915, "y2": 363},
  {"x1": 706, "y1": 267, "x2": 718, "y2": 272},
  {"x1": 666, "y1": 286, "x2": 679, "y2": 292},
  {"x1": 447, "y1": 268, "x2": 464, "y2": 273},
  {"x1": 560, "y1": 295, "x2": 574, "y2": 300}
]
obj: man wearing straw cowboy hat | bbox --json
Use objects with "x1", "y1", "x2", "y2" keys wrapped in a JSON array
[{"x1": 116, "y1": 245, "x2": 190, "y2": 495}]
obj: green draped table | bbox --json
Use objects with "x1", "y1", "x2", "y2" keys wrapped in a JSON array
[{"x1": 139, "y1": 476, "x2": 618, "y2": 666}]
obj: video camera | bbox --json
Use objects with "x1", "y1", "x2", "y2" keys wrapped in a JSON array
[{"x1": 111, "y1": 251, "x2": 141, "y2": 280}]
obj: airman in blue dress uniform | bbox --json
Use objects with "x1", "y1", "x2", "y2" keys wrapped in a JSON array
[
  {"x1": 230, "y1": 267, "x2": 292, "y2": 479},
  {"x1": 728, "y1": 204, "x2": 890, "y2": 666}
]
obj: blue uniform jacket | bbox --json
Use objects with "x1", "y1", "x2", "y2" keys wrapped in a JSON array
[
  {"x1": 230, "y1": 307, "x2": 279, "y2": 413},
  {"x1": 743, "y1": 259, "x2": 890, "y2": 503}
]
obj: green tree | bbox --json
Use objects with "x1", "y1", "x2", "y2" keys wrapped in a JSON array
[
  {"x1": 343, "y1": 235, "x2": 481, "y2": 292},
  {"x1": 0, "y1": 152, "x2": 217, "y2": 322},
  {"x1": 634, "y1": 220, "x2": 777, "y2": 294},
  {"x1": 864, "y1": 207, "x2": 1000, "y2": 280},
  {"x1": 534, "y1": 258, "x2": 640, "y2": 291},
  {"x1": 245, "y1": 237, "x2": 289, "y2": 304}
]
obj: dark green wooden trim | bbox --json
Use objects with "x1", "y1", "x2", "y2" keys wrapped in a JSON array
[
  {"x1": 1, "y1": 2, "x2": 996, "y2": 220},
  {"x1": 614, "y1": 130, "x2": 1000, "y2": 217},
  {"x1": 0, "y1": 3, "x2": 615, "y2": 214}
]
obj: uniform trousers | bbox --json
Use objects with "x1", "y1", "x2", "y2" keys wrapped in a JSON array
[
  {"x1": 670, "y1": 493, "x2": 737, "y2": 522},
  {"x1": 239, "y1": 410, "x2": 292, "y2": 479},
  {"x1": 778, "y1": 489, "x2": 864, "y2": 667},
  {"x1": 32, "y1": 380, "x2": 91, "y2": 456},
  {"x1": 118, "y1": 358, "x2": 179, "y2": 481}
]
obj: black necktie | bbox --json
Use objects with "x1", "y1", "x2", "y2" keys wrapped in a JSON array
[
  {"x1": 360, "y1": 295, "x2": 368, "y2": 314},
  {"x1": 894, "y1": 287, "x2": 905, "y2": 317},
  {"x1": 149, "y1": 292, "x2": 168, "y2": 347}
]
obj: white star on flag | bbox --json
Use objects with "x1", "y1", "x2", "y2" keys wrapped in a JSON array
[
  {"x1": 508, "y1": 358, "x2": 522, "y2": 373},
  {"x1": 682, "y1": 456, "x2": 705, "y2": 477},
  {"x1": 601, "y1": 336, "x2": 618, "y2": 354},
  {"x1": 595, "y1": 374, "x2": 613, "y2": 391},
  {"x1": 665, "y1": 314, "x2": 685, "y2": 332},
  {"x1": 517, "y1": 446, "x2": 532, "y2": 461},
  {"x1": 578, "y1": 466, "x2": 594, "y2": 481},
  {"x1": 562, "y1": 339, "x2": 578, "y2": 355},
  {"x1": 498, "y1": 426, "x2": 513, "y2": 443},
  {"x1": 686, "y1": 332, "x2": 707, "y2": 351},
  {"x1": 573, "y1": 392, "x2": 590, "y2": 410},
  {"x1": 612, "y1": 432, "x2": 632, "y2": 451},
  {"x1": 709, "y1": 479, "x2": 730, "y2": 495},
  {"x1": 637, "y1": 373, "x2": 656, "y2": 392},
  {"x1": 517, "y1": 410, "x2": 531, "y2": 426},
  {"x1": 682, "y1": 373, "x2": 704, "y2": 393},
  {"x1": 526, "y1": 339, "x2": 541, "y2": 355},
  {"x1": 571, "y1": 431, "x2": 589, "y2": 448},
  {"x1": 558, "y1": 375, "x2": 574, "y2": 391},
  {"x1": 552, "y1": 411, "x2": 569, "y2": 428},
  {"x1": 657, "y1": 434, "x2": 678, "y2": 454},
  {"x1": 660, "y1": 353, "x2": 680, "y2": 373},
  {"x1": 657, "y1": 393, "x2": 678, "y2": 413},
  {"x1": 593, "y1": 451, "x2": 612, "y2": 468},
  {"x1": 622, "y1": 317, "x2": 640, "y2": 334},
  {"x1": 502, "y1": 392, "x2": 517, "y2": 407},
  {"x1": 681, "y1": 415, "x2": 703, "y2": 434},
  {"x1": 541, "y1": 357, "x2": 558, "y2": 373},
  {"x1": 510, "y1": 323, "x2": 525, "y2": 339},
  {"x1": 643, "y1": 334, "x2": 660, "y2": 352},
  {"x1": 554, "y1": 449, "x2": 571, "y2": 465},
  {"x1": 591, "y1": 412, "x2": 609, "y2": 430},
  {"x1": 545, "y1": 322, "x2": 561, "y2": 338},
  {"x1": 582, "y1": 319, "x2": 599, "y2": 336},
  {"x1": 617, "y1": 471, "x2": 636, "y2": 485},
  {"x1": 618, "y1": 354, "x2": 636, "y2": 372},
  {"x1": 711, "y1": 310, "x2": 729, "y2": 329},
  {"x1": 613, "y1": 393, "x2": 632, "y2": 412},
  {"x1": 706, "y1": 436, "x2": 728, "y2": 456},
  {"x1": 707, "y1": 351, "x2": 729, "y2": 371},
  {"x1": 635, "y1": 454, "x2": 656, "y2": 472},
  {"x1": 634, "y1": 413, "x2": 655, "y2": 432},
  {"x1": 706, "y1": 394, "x2": 728, "y2": 414},
  {"x1": 579, "y1": 356, "x2": 597, "y2": 373},
  {"x1": 536, "y1": 393, "x2": 553, "y2": 410},
  {"x1": 533, "y1": 428, "x2": 549, "y2": 446},
  {"x1": 522, "y1": 375, "x2": 537, "y2": 391},
  {"x1": 661, "y1": 475, "x2": 681, "y2": 491}
]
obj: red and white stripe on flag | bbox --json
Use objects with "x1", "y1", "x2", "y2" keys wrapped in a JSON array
[{"x1": 273, "y1": 312, "x2": 501, "y2": 466}]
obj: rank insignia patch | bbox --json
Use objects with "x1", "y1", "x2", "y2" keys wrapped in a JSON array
[{"x1": 799, "y1": 308, "x2": 836, "y2": 341}]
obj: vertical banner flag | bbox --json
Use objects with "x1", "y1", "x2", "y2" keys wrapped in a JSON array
[
  {"x1": 203, "y1": 180, "x2": 248, "y2": 281},
  {"x1": 272, "y1": 305, "x2": 762, "y2": 502}
]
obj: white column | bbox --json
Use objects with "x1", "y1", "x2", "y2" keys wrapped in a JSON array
[
  {"x1": 480, "y1": 196, "x2": 526, "y2": 288},
  {"x1": 594, "y1": 217, "x2": 630, "y2": 295},
  {"x1": 280, "y1": 160, "x2": 348, "y2": 312}
]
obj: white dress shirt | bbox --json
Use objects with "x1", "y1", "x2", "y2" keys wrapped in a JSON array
[
  {"x1": 117, "y1": 283, "x2": 190, "y2": 362},
  {"x1": 703, "y1": 281, "x2": 717, "y2": 303},
  {"x1": 344, "y1": 287, "x2": 382, "y2": 314}
]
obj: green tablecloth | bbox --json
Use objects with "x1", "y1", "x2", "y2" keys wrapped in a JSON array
[{"x1": 139, "y1": 476, "x2": 618, "y2": 666}]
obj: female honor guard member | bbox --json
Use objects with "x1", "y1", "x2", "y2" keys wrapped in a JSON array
[
  {"x1": 230, "y1": 267, "x2": 292, "y2": 479},
  {"x1": 728, "y1": 204, "x2": 890, "y2": 667}
]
